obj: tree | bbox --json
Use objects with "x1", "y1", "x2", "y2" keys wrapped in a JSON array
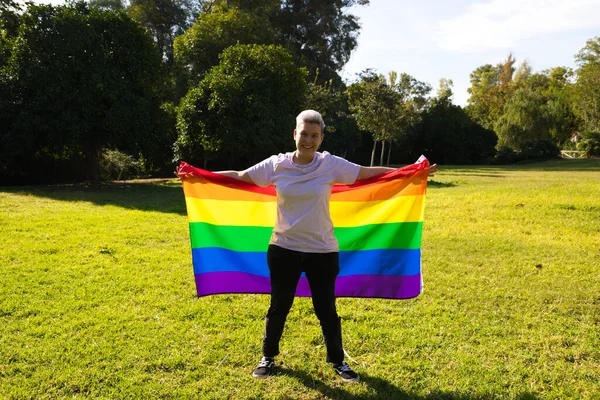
[
  {"x1": 466, "y1": 64, "x2": 499, "y2": 129},
  {"x1": 542, "y1": 67, "x2": 577, "y2": 145},
  {"x1": 209, "y1": 0, "x2": 369, "y2": 85},
  {"x1": 173, "y1": 7, "x2": 274, "y2": 84},
  {"x1": 497, "y1": 66, "x2": 576, "y2": 150},
  {"x1": 89, "y1": 0, "x2": 126, "y2": 11},
  {"x1": 272, "y1": 0, "x2": 369, "y2": 86},
  {"x1": 575, "y1": 36, "x2": 600, "y2": 65},
  {"x1": 398, "y1": 81, "x2": 497, "y2": 165},
  {"x1": 494, "y1": 87, "x2": 552, "y2": 150},
  {"x1": 466, "y1": 53, "x2": 516, "y2": 130},
  {"x1": 0, "y1": 0, "x2": 23, "y2": 66},
  {"x1": 175, "y1": 43, "x2": 307, "y2": 168},
  {"x1": 347, "y1": 71, "x2": 398, "y2": 166},
  {"x1": 1, "y1": 2, "x2": 165, "y2": 182},
  {"x1": 304, "y1": 78, "x2": 361, "y2": 159},
  {"x1": 572, "y1": 63, "x2": 600, "y2": 132},
  {"x1": 347, "y1": 70, "x2": 430, "y2": 166},
  {"x1": 127, "y1": 0, "x2": 200, "y2": 65},
  {"x1": 436, "y1": 78, "x2": 453, "y2": 103},
  {"x1": 572, "y1": 37, "x2": 600, "y2": 132}
]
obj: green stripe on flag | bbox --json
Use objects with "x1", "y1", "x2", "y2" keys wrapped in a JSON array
[{"x1": 189, "y1": 222, "x2": 422, "y2": 252}]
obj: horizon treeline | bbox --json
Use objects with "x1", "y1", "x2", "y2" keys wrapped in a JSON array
[{"x1": 1, "y1": 0, "x2": 599, "y2": 184}]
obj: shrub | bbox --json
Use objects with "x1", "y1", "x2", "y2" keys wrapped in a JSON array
[
  {"x1": 99, "y1": 149, "x2": 142, "y2": 181},
  {"x1": 577, "y1": 131, "x2": 600, "y2": 157},
  {"x1": 519, "y1": 139, "x2": 561, "y2": 160},
  {"x1": 490, "y1": 146, "x2": 517, "y2": 165}
]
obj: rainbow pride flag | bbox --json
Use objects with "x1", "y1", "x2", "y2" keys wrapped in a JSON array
[{"x1": 179, "y1": 156, "x2": 429, "y2": 300}]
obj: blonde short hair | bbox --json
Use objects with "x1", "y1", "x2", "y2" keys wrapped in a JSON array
[{"x1": 296, "y1": 110, "x2": 325, "y2": 133}]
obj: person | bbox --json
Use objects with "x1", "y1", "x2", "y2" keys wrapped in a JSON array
[{"x1": 194, "y1": 110, "x2": 437, "y2": 382}]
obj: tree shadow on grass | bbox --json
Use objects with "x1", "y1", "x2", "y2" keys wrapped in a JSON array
[
  {"x1": 276, "y1": 367, "x2": 539, "y2": 400},
  {"x1": 1, "y1": 180, "x2": 187, "y2": 216},
  {"x1": 428, "y1": 180, "x2": 458, "y2": 188},
  {"x1": 504, "y1": 158, "x2": 600, "y2": 171}
]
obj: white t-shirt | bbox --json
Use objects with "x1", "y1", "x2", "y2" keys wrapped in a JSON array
[{"x1": 247, "y1": 151, "x2": 361, "y2": 253}]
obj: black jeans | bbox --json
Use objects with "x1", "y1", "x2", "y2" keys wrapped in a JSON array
[{"x1": 262, "y1": 244, "x2": 344, "y2": 364}]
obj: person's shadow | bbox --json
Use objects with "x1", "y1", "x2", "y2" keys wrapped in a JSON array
[{"x1": 275, "y1": 366, "x2": 538, "y2": 400}]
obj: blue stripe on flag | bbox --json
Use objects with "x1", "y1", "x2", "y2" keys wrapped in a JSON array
[{"x1": 191, "y1": 247, "x2": 421, "y2": 277}]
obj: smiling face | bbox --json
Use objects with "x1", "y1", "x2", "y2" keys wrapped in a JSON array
[{"x1": 293, "y1": 121, "x2": 324, "y2": 164}]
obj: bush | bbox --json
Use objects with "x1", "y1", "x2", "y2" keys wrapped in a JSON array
[
  {"x1": 490, "y1": 146, "x2": 517, "y2": 165},
  {"x1": 577, "y1": 131, "x2": 600, "y2": 157},
  {"x1": 99, "y1": 149, "x2": 143, "y2": 181},
  {"x1": 519, "y1": 139, "x2": 561, "y2": 160}
]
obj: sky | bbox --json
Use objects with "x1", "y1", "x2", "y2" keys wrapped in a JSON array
[
  {"x1": 28, "y1": 0, "x2": 600, "y2": 106},
  {"x1": 341, "y1": 0, "x2": 600, "y2": 105}
]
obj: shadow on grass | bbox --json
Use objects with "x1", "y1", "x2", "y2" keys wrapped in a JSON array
[
  {"x1": 428, "y1": 180, "x2": 458, "y2": 188},
  {"x1": 435, "y1": 159, "x2": 600, "y2": 173},
  {"x1": 504, "y1": 158, "x2": 600, "y2": 171},
  {"x1": 1, "y1": 180, "x2": 187, "y2": 216},
  {"x1": 441, "y1": 173, "x2": 507, "y2": 178},
  {"x1": 458, "y1": 159, "x2": 599, "y2": 172},
  {"x1": 276, "y1": 367, "x2": 539, "y2": 400}
]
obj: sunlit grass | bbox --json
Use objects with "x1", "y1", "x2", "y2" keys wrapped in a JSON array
[{"x1": 1, "y1": 159, "x2": 599, "y2": 399}]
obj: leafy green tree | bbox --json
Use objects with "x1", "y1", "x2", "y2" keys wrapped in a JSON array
[
  {"x1": 304, "y1": 78, "x2": 361, "y2": 159},
  {"x1": 542, "y1": 67, "x2": 577, "y2": 145},
  {"x1": 272, "y1": 0, "x2": 369, "y2": 86},
  {"x1": 467, "y1": 53, "x2": 576, "y2": 151},
  {"x1": 383, "y1": 72, "x2": 431, "y2": 164},
  {"x1": 577, "y1": 131, "x2": 600, "y2": 157},
  {"x1": 491, "y1": 66, "x2": 576, "y2": 150},
  {"x1": 175, "y1": 43, "x2": 307, "y2": 168},
  {"x1": 572, "y1": 63, "x2": 600, "y2": 132},
  {"x1": 575, "y1": 36, "x2": 600, "y2": 65},
  {"x1": 127, "y1": 0, "x2": 200, "y2": 64},
  {"x1": 174, "y1": 7, "x2": 274, "y2": 84},
  {"x1": 436, "y1": 78, "x2": 453, "y2": 103},
  {"x1": 0, "y1": 0, "x2": 23, "y2": 66},
  {"x1": 494, "y1": 87, "x2": 552, "y2": 150},
  {"x1": 398, "y1": 80, "x2": 497, "y2": 165},
  {"x1": 347, "y1": 71, "x2": 398, "y2": 166},
  {"x1": 188, "y1": 0, "x2": 368, "y2": 87},
  {"x1": 1, "y1": 2, "x2": 165, "y2": 182},
  {"x1": 347, "y1": 70, "x2": 430, "y2": 166},
  {"x1": 466, "y1": 53, "x2": 516, "y2": 130},
  {"x1": 572, "y1": 37, "x2": 600, "y2": 132},
  {"x1": 202, "y1": 0, "x2": 279, "y2": 15},
  {"x1": 465, "y1": 64, "x2": 499, "y2": 129},
  {"x1": 99, "y1": 149, "x2": 142, "y2": 180},
  {"x1": 89, "y1": 0, "x2": 126, "y2": 11}
]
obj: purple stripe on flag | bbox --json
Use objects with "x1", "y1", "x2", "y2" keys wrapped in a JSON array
[
  {"x1": 335, "y1": 274, "x2": 422, "y2": 299},
  {"x1": 194, "y1": 272, "x2": 422, "y2": 300}
]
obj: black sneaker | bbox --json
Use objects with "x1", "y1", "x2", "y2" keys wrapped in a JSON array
[
  {"x1": 252, "y1": 356, "x2": 274, "y2": 379},
  {"x1": 333, "y1": 361, "x2": 359, "y2": 382}
]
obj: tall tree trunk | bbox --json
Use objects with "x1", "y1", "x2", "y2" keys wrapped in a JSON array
[
  {"x1": 85, "y1": 136, "x2": 101, "y2": 182},
  {"x1": 86, "y1": 148, "x2": 100, "y2": 182},
  {"x1": 387, "y1": 141, "x2": 392, "y2": 166},
  {"x1": 380, "y1": 140, "x2": 386, "y2": 166},
  {"x1": 370, "y1": 140, "x2": 377, "y2": 167}
]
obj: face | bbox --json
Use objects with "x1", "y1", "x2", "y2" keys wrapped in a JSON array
[{"x1": 293, "y1": 122, "x2": 323, "y2": 159}]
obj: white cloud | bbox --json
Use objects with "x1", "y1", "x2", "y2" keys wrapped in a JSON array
[{"x1": 435, "y1": 0, "x2": 600, "y2": 53}]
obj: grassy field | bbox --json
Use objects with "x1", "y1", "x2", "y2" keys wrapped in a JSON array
[{"x1": 1, "y1": 159, "x2": 599, "y2": 399}]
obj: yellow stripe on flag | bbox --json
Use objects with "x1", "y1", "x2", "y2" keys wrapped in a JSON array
[{"x1": 185, "y1": 195, "x2": 424, "y2": 226}]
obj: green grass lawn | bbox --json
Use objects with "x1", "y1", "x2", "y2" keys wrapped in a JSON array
[{"x1": 1, "y1": 159, "x2": 599, "y2": 399}]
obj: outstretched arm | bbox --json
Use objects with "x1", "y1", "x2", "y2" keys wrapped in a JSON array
[
  {"x1": 356, "y1": 166, "x2": 396, "y2": 180},
  {"x1": 175, "y1": 165, "x2": 255, "y2": 183},
  {"x1": 356, "y1": 164, "x2": 438, "y2": 181},
  {"x1": 213, "y1": 169, "x2": 255, "y2": 183}
]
